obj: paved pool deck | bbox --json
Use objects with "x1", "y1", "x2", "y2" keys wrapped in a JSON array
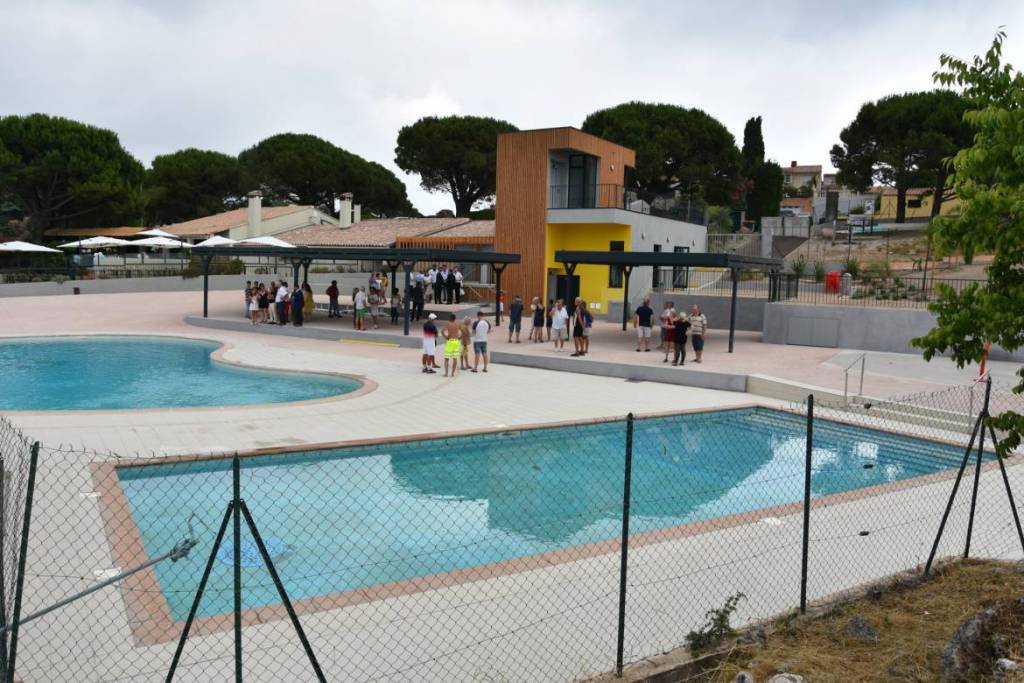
[{"x1": 1, "y1": 290, "x2": 1021, "y2": 682}]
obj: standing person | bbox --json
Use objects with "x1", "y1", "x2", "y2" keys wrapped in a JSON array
[
  {"x1": 454, "y1": 266, "x2": 464, "y2": 303},
  {"x1": 545, "y1": 299, "x2": 555, "y2": 341},
  {"x1": 390, "y1": 287, "x2": 401, "y2": 325},
  {"x1": 368, "y1": 285, "x2": 381, "y2": 330},
  {"x1": 244, "y1": 281, "x2": 253, "y2": 319},
  {"x1": 275, "y1": 280, "x2": 289, "y2": 326},
  {"x1": 508, "y1": 295, "x2": 524, "y2": 343},
  {"x1": 302, "y1": 282, "x2": 314, "y2": 320},
  {"x1": 660, "y1": 300, "x2": 677, "y2": 363},
  {"x1": 291, "y1": 283, "x2": 305, "y2": 326},
  {"x1": 250, "y1": 284, "x2": 261, "y2": 326},
  {"x1": 353, "y1": 287, "x2": 367, "y2": 330},
  {"x1": 442, "y1": 313, "x2": 461, "y2": 378},
  {"x1": 459, "y1": 316, "x2": 473, "y2": 370},
  {"x1": 425, "y1": 265, "x2": 436, "y2": 303},
  {"x1": 570, "y1": 298, "x2": 586, "y2": 357},
  {"x1": 550, "y1": 299, "x2": 569, "y2": 351},
  {"x1": 411, "y1": 280, "x2": 424, "y2": 321},
  {"x1": 633, "y1": 297, "x2": 655, "y2": 352},
  {"x1": 433, "y1": 266, "x2": 445, "y2": 304},
  {"x1": 581, "y1": 300, "x2": 593, "y2": 355},
  {"x1": 421, "y1": 313, "x2": 438, "y2": 374},
  {"x1": 256, "y1": 284, "x2": 269, "y2": 324},
  {"x1": 381, "y1": 272, "x2": 389, "y2": 303},
  {"x1": 672, "y1": 312, "x2": 692, "y2": 366},
  {"x1": 471, "y1": 310, "x2": 490, "y2": 372},
  {"x1": 267, "y1": 281, "x2": 278, "y2": 323},
  {"x1": 689, "y1": 305, "x2": 708, "y2": 363},
  {"x1": 446, "y1": 268, "x2": 458, "y2": 306},
  {"x1": 529, "y1": 297, "x2": 544, "y2": 342},
  {"x1": 326, "y1": 280, "x2": 340, "y2": 318}
]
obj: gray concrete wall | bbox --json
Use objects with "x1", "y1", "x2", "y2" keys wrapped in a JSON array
[
  {"x1": 607, "y1": 293, "x2": 765, "y2": 332},
  {"x1": 762, "y1": 302, "x2": 1024, "y2": 362}
]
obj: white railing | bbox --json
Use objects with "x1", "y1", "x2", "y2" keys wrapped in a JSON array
[{"x1": 842, "y1": 352, "x2": 866, "y2": 404}]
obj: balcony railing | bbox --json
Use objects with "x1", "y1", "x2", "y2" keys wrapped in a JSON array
[{"x1": 548, "y1": 184, "x2": 706, "y2": 224}]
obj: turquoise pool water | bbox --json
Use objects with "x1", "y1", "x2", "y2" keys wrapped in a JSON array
[
  {"x1": 0, "y1": 336, "x2": 360, "y2": 410},
  {"x1": 117, "y1": 408, "x2": 968, "y2": 620}
]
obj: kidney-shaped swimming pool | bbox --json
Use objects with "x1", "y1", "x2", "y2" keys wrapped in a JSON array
[{"x1": 0, "y1": 336, "x2": 362, "y2": 410}]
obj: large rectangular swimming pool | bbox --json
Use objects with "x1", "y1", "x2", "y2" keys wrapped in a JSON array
[{"x1": 114, "y1": 408, "x2": 967, "y2": 620}]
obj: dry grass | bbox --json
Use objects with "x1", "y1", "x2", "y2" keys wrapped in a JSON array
[{"x1": 703, "y1": 560, "x2": 1024, "y2": 683}]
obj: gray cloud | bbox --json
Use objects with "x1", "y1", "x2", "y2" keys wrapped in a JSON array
[{"x1": 1, "y1": 0, "x2": 1021, "y2": 215}]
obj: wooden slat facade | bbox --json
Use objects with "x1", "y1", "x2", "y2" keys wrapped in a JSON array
[{"x1": 494, "y1": 127, "x2": 635, "y2": 301}]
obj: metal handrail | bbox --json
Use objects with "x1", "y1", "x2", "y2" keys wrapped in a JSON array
[{"x1": 842, "y1": 352, "x2": 867, "y2": 404}]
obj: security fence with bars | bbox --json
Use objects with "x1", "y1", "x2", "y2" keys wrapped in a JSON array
[{"x1": 0, "y1": 379, "x2": 1022, "y2": 681}]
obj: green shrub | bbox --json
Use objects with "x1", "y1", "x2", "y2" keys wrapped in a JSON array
[
  {"x1": 842, "y1": 257, "x2": 861, "y2": 279},
  {"x1": 863, "y1": 261, "x2": 891, "y2": 279},
  {"x1": 685, "y1": 592, "x2": 746, "y2": 654},
  {"x1": 789, "y1": 255, "x2": 808, "y2": 277},
  {"x1": 812, "y1": 260, "x2": 827, "y2": 283}
]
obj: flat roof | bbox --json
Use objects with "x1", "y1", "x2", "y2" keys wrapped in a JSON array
[
  {"x1": 553, "y1": 250, "x2": 782, "y2": 269},
  {"x1": 192, "y1": 244, "x2": 519, "y2": 265}
]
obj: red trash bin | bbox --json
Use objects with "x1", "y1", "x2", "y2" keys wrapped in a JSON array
[{"x1": 825, "y1": 271, "x2": 841, "y2": 294}]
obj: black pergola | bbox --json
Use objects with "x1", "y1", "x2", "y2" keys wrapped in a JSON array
[
  {"x1": 554, "y1": 250, "x2": 784, "y2": 353},
  {"x1": 192, "y1": 245, "x2": 520, "y2": 335}
]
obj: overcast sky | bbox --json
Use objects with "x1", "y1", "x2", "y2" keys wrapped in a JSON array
[{"x1": 2, "y1": 0, "x2": 1022, "y2": 215}]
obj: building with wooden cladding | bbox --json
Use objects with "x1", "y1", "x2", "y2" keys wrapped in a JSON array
[{"x1": 495, "y1": 127, "x2": 707, "y2": 314}]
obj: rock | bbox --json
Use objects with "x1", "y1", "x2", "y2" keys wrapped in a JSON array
[
  {"x1": 995, "y1": 658, "x2": 1019, "y2": 673},
  {"x1": 844, "y1": 615, "x2": 879, "y2": 644},
  {"x1": 738, "y1": 625, "x2": 768, "y2": 646},
  {"x1": 731, "y1": 672, "x2": 755, "y2": 683},
  {"x1": 768, "y1": 675, "x2": 806, "y2": 683},
  {"x1": 942, "y1": 607, "x2": 998, "y2": 682}
]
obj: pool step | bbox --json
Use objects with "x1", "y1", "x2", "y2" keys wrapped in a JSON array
[{"x1": 829, "y1": 397, "x2": 976, "y2": 437}]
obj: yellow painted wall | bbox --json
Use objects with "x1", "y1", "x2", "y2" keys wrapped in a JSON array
[
  {"x1": 875, "y1": 192, "x2": 961, "y2": 220},
  {"x1": 544, "y1": 222, "x2": 631, "y2": 311}
]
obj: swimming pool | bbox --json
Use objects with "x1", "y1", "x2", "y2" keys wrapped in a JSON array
[
  {"x1": 114, "y1": 408, "x2": 968, "y2": 621},
  {"x1": 0, "y1": 336, "x2": 361, "y2": 410}
]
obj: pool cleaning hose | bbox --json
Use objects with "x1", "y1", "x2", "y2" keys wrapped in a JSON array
[{"x1": 0, "y1": 515, "x2": 202, "y2": 635}]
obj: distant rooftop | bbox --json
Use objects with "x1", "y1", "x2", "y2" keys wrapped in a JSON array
[{"x1": 278, "y1": 217, "x2": 494, "y2": 247}]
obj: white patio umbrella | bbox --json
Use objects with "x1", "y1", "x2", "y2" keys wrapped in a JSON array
[
  {"x1": 0, "y1": 241, "x2": 61, "y2": 253},
  {"x1": 130, "y1": 236, "x2": 193, "y2": 248},
  {"x1": 193, "y1": 235, "x2": 237, "y2": 247},
  {"x1": 56, "y1": 236, "x2": 133, "y2": 249},
  {"x1": 238, "y1": 235, "x2": 295, "y2": 248},
  {"x1": 135, "y1": 227, "x2": 178, "y2": 238}
]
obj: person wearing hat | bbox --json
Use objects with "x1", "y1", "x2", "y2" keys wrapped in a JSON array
[{"x1": 421, "y1": 313, "x2": 439, "y2": 373}]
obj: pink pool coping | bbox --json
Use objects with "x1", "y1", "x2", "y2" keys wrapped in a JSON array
[
  {"x1": 0, "y1": 332, "x2": 376, "y2": 416},
  {"x1": 90, "y1": 403, "x2": 999, "y2": 647}
]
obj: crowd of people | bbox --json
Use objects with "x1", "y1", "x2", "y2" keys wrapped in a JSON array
[{"x1": 244, "y1": 275, "x2": 710, "y2": 374}]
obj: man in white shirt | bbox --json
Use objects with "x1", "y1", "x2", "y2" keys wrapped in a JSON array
[
  {"x1": 353, "y1": 287, "x2": 367, "y2": 331},
  {"x1": 426, "y1": 266, "x2": 436, "y2": 302},
  {"x1": 454, "y1": 266, "x2": 464, "y2": 303},
  {"x1": 550, "y1": 299, "x2": 569, "y2": 351},
  {"x1": 471, "y1": 310, "x2": 490, "y2": 372},
  {"x1": 275, "y1": 280, "x2": 289, "y2": 326}
]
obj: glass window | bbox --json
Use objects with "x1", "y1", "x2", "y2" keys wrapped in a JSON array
[{"x1": 608, "y1": 240, "x2": 624, "y2": 288}]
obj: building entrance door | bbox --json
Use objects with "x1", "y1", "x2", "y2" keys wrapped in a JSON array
[{"x1": 553, "y1": 273, "x2": 580, "y2": 303}]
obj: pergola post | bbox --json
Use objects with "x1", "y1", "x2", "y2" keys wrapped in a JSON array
[
  {"x1": 563, "y1": 262, "x2": 577, "y2": 334},
  {"x1": 402, "y1": 263, "x2": 413, "y2": 336},
  {"x1": 301, "y1": 259, "x2": 311, "y2": 284},
  {"x1": 728, "y1": 267, "x2": 740, "y2": 353},
  {"x1": 202, "y1": 255, "x2": 213, "y2": 318},
  {"x1": 621, "y1": 266, "x2": 633, "y2": 331},
  {"x1": 388, "y1": 262, "x2": 398, "y2": 302},
  {"x1": 493, "y1": 264, "x2": 507, "y2": 326},
  {"x1": 291, "y1": 260, "x2": 300, "y2": 287}
]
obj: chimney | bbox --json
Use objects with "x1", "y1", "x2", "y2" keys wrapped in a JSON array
[
  {"x1": 353, "y1": 204, "x2": 361, "y2": 225},
  {"x1": 791, "y1": 161, "x2": 798, "y2": 168},
  {"x1": 247, "y1": 190, "x2": 262, "y2": 237},
  {"x1": 338, "y1": 192, "x2": 353, "y2": 229}
]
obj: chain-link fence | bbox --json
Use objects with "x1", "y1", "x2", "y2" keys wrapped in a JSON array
[{"x1": 2, "y1": 379, "x2": 1023, "y2": 682}]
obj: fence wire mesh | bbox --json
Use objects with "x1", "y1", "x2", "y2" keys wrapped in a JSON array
[{"x1": 1, "y1": 379, "x2": 1022, "y2": 682}]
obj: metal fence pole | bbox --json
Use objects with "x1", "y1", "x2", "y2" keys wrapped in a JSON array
[
  {"x1": 614, "y1": 413, "x2": 635, "y2": 677},
  {"x1": 964, "y1": 378, "x2": 992, "y2": 558},
  {"x1": 232, "y1": 455, "x2": 243, "y2": 683},
  {"x1": 924, "y1": 411, "x2": 984, "y2": 575},
  {"x1": 800, "y1": 395, "x2": 813, "y2": 614},
  {"x1": 988, "y1": 423, "x2": 1024, "y2": 555},
  {"x1": 5, "y1": 442, "x2": 39, "y2": 683}
]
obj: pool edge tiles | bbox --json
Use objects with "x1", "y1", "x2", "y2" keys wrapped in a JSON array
[
  {"x1": 0, "y1": 334, "x2": 368, "y2": 411},
  {"x1": 92, "y1": 407, "x2": 984, "y2": 646}
]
